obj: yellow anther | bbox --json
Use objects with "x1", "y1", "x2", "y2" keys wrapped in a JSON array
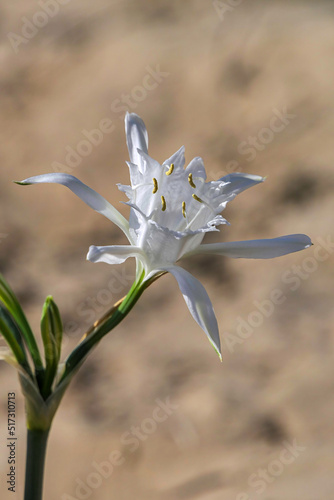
[
  {"x1": 188, "y1": 173, "x2": 196, "y2": 188},
  {"x1": 166, "y1": 163, "x2": 174, "y2": 176},
  {"x1": 161, "y1": 195, "x2": 167, "y2": 211},
  {"x1": 182, "y1": 201, "x2": 186, "y2": 218},
  {"x1": 152, "y1": 178, "x2": 158, "y2": 194},
  {"x1": 192, "y1": 194, "x2": 203, "y2": 203}
]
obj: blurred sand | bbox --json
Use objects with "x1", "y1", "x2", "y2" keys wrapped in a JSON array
[{"x1": 1, "y1": 1, "x2": 334, "y2": 499}]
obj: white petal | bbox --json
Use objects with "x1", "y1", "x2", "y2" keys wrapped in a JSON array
[
  {"x1": 163, "y1": 146, "x2": 185, "y2": 171},
  {"x1": 191, "y1": 172, "x2": 264, "y2": 216},
  {"x1": 137, "y1": 149, "x2": 161, "y2": 173},
  {"x1": 218, "y1": 172, "x2": 264, "y2": 199},
  {"x1": 87, "y1": 245, "x2": 145, "y2": 265},
  {"x1": 185, "y1": 156, "x2": 207, "y2": 180},
  {"x1": 17, "y1": 173, "x2": 130, "y2": 239},
  {"x1": 126, "y1": 161, "x2": 142, "y2": 187},
  {"x1": 117, "y1": 183, "x2": 133, "y2": 200},
  {"x1": 187, "y1": 234, "x2": 312, "y2": 259},
  {"x1": 165, "y1": 266, "x2": 221, "y2": 359},
  {"x1": 125, "y1": 113, "x2": 148, "y2": 169}
]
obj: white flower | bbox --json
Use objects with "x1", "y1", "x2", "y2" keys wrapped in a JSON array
[{"x1": 18, "y1": 113, "x2": 312, "y2": 359}]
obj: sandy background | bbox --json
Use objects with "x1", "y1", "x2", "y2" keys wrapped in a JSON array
[{"x1": 0, "y1": 1, "x2": 334, "y2": 499}]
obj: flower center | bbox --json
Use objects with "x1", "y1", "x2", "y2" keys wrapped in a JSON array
[{"x1": 148, "y1": 163, "x2": 215, "y2": 232}]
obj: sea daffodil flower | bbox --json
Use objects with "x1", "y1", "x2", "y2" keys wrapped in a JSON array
[{"x1": 17, "y1": 113, "x2": 311, "y2": 358}]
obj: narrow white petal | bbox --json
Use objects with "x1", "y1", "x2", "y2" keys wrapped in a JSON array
[
  {"x1": 125, "y1": 113, "x2": 148, "y2": 168},
  {"x1": 187, "y1": 234, "x2": 312, "y2": 259},
  {"x1": 87, "y1": 245, "x2": 145, "y2": 265},
  {"x1": 219, "y1": 172, "x2": 264, "y2": 198},
  {"x1": 17, "y1": 174, "x2": 130, "y2": 239},
  {"x1": 165, "y1": 266, "x2": 221, "y2": 359}
]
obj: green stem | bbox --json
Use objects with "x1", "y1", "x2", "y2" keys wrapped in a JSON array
[
  {"x1": 24, "y1": 429, "x2": 49, "y2": 500},
  {"x1": 58, "y1": 272, "x2": 148, "y2": 384}
]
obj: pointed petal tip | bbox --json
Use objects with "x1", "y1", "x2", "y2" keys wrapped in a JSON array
[
  {"x1": 233, "y1": 173, "x2": 265, "y2": 183},
  {"x1": 13, "y1": 180, "x2": 30, "y2": 185},
  {"x1": 296, "y1": 234, "x2": 312, "y2": 248},
  {"x1": 124, "y1": 111, "x2": 132, "y2": 124},
  {"x1": 125, "y1": 111, "x2": 140, "y2": 120},
  {"x1": 125, "y1": 112, "x2": 146, "y2": 128},
  {"x1": 253, "y1": 174, "x2": 265, "y2": 183},
  {"x1": 213, "y1": 345, "x2": 222, "y2": 362},
  {"x1": 209, "y1": 338, "x2": 222, "y2": 362},
  {"x1": 165, "y1": 266, "x2": 221, "y2": 358},
  {"x1": 125, "y1": 113, "x2": 149, "y2": 165},
  {"x1": 245, "y1": 173, "x2": 266, "y2": 183}
]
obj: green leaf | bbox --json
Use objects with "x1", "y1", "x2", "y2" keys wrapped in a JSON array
[
  {"x1": 0, "y1": 274, "x2": 44, "y2": 372},
  {"x1": 40, "y1": 296, "x2": 63, "y2": 398},
  {"x1": 0, "y1": 303, "x2": 32, "y2": 377}
]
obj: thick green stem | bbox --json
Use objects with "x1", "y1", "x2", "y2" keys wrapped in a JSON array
[{"x1": 24, "y1": 429, "x2": 49, "y2": 500}]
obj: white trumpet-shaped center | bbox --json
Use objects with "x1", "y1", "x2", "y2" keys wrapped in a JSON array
[{"x1": 117, "y1": 145, "x2": 236, "y2": 271}]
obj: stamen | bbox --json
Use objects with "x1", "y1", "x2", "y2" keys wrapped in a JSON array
[
  {"x1": 182, "y1": 201, "x2": 186, "y2": 218},
  {"x1": 152, "y1": 178, "x2": 158, "y2": 194},
  {"x1": 161, "y1": 195, "x2": 167, "y2": 211},
  {"x1": 192, "y1": 194, "x2": 203, "y2": 203},
  {"x1": 165, "y1": 163, "x2": 174, "y2": 176},
  {"x1": 188, "y1": 173, "x2": 196, "y2": 188}
]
